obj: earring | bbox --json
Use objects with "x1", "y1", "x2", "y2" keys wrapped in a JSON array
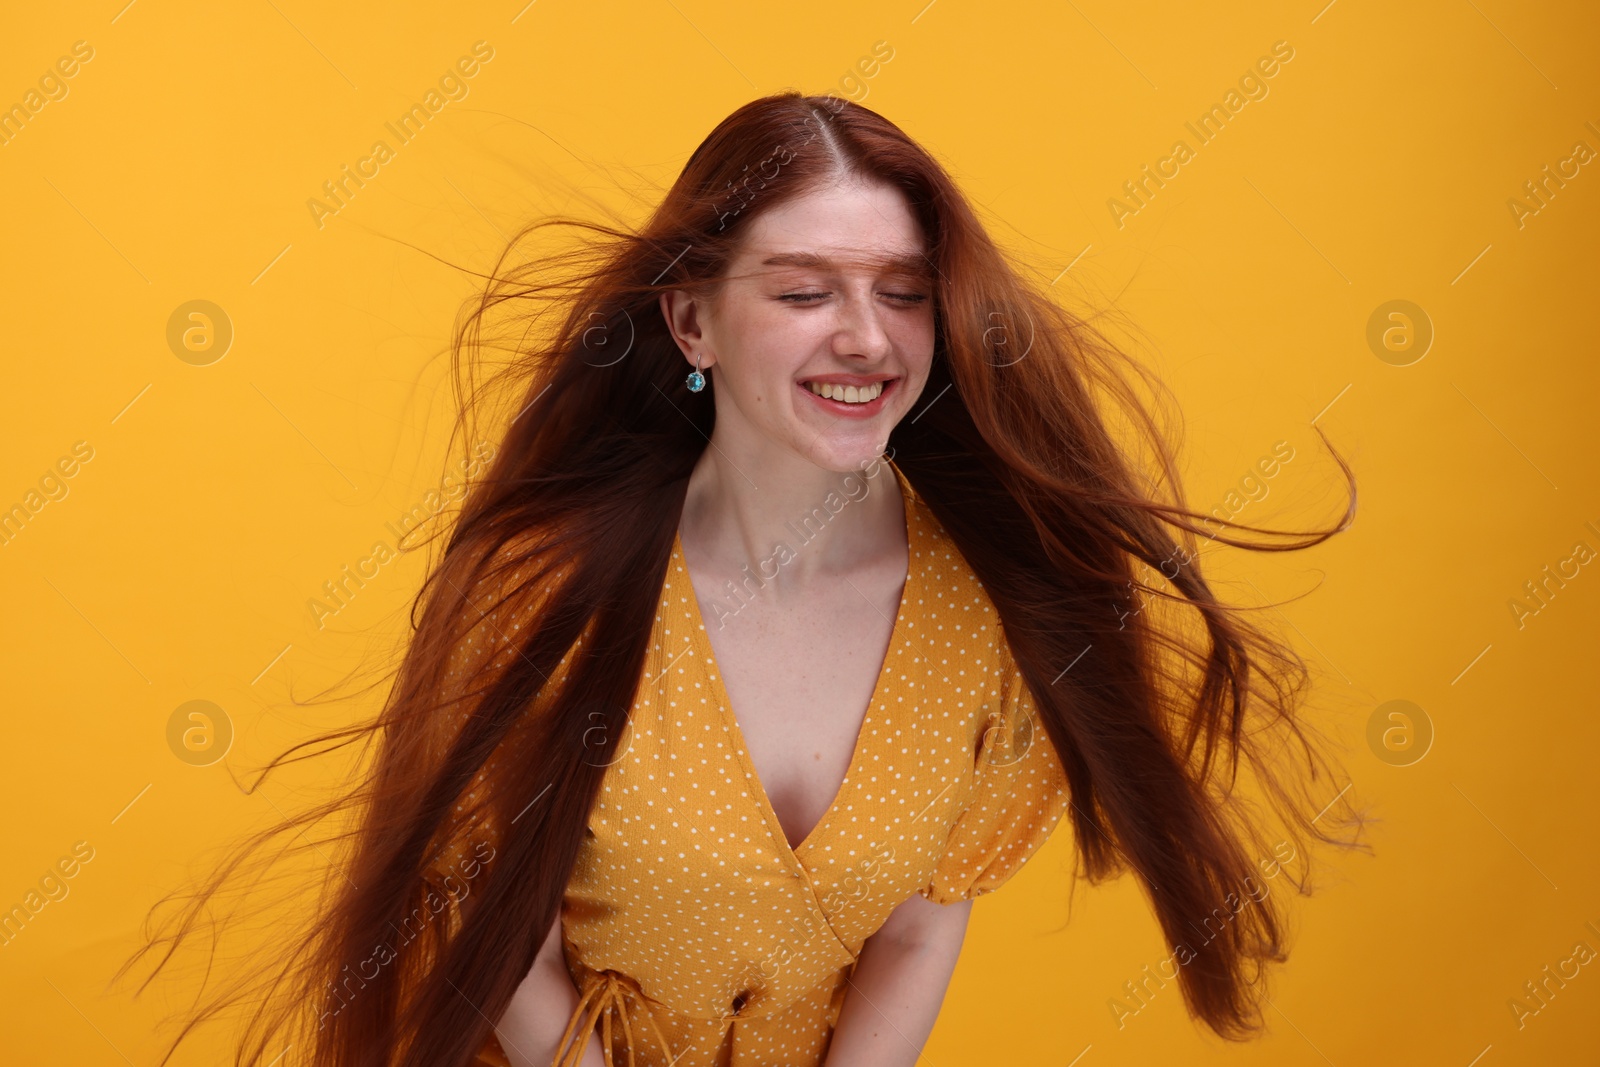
[{"x1": 686, "y1": 352, "x2": 706, "y2": 393}]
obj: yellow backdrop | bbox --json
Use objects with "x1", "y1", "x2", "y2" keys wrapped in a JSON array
[{"x1": 2, "y1": 1, "x2": 1595, "y2": 1064}]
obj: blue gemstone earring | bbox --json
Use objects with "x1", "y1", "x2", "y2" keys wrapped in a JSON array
[{"x1": 686, "y1": 352, "x2": 706, "y2": 393}]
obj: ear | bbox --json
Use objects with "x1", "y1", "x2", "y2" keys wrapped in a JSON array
[{"x1": 659, "y1": 290, "x2": 716, "y2": 370}]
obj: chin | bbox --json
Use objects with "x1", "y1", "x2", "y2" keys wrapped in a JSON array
[{"x1": 794, "y1": 434, "x2": 894, "y2": 476}]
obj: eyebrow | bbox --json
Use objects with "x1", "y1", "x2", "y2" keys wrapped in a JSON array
[{"x1": 759, "y1": 250, "x2": 936, "y2": 277}]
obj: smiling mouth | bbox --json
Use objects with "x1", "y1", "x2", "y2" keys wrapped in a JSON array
[{"x1": 801, "y1": 380, "x2": 890, "y2": 404}]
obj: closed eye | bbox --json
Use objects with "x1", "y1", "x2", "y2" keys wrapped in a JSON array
[{"x1": 778, "y1": 291, "x2": 928, "y2": 305}]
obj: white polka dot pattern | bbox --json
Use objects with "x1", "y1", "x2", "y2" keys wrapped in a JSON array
[{"x1": 457, "y1": 461, "x2": 1071, "y2": 1066}]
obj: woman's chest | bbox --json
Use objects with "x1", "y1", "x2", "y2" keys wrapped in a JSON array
[
  {"x1": 691, "y1": 573, "x2": 907, "y2": 855},
  {"x1": 567, "y1": 602, "x2": 996, "y2": 941}
]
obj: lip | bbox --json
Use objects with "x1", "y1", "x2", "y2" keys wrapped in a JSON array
[{"x1": 796, "y1": 376, "x2": 898, "y2": 418}]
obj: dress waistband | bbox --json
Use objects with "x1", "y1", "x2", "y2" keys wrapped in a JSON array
[{"x1": 554, "y1": 968, "x2": 677, "y2": 1067}]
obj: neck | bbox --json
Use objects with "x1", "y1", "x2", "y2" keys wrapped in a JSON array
[{"x1": 678, "y1": 439, "x2": 905, "y2": 592}]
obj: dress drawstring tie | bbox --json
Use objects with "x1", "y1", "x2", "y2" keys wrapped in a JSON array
[{"x1": 553, "y1": 969, "x2": 677, "y2": 1067}]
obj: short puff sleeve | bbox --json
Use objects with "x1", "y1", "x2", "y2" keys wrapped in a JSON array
[{"x1": 918, "y1": 649, "x2": 1071, "y2": 905}]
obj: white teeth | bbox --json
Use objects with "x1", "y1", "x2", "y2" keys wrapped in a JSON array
[{"x1": 804, "y1": 380, "x2": 885, "y2": 403}]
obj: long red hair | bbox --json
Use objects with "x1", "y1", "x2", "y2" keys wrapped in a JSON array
[{"x1": 118, "y1": 90, "x2": 1365, "y2": 1066}]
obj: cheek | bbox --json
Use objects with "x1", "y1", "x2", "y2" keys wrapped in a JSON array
[
  {"x1": 893, "y1": 319, "x2": 937, "y2": 374},
  {"x1": 719, "y1": 325, "x2": 804, "y2": 407},
  {"x1": 739, "y1": 319, "x2": 819, "y2": 379}
]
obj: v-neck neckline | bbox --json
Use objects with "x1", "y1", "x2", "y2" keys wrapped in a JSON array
[{"x1": 673, "y1": 459, "x2": 920, "y2": 867}]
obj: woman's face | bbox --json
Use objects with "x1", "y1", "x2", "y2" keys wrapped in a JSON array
[{"x1": 663, "y1": 176, "x2": 938, "y2": 474}]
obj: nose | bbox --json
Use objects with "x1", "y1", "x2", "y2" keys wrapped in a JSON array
[{"x1": 831, "y1": 289, "x2": 894, "y2": 362}]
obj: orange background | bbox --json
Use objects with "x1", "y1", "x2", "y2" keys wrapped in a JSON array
[{"x1": 2, "y1": 1, "x2": 1596, "y2": 1064}]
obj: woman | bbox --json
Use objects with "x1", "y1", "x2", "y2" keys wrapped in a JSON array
[{"x1": 121, "y1": 91, "x2": 1362, "y2": 1067}]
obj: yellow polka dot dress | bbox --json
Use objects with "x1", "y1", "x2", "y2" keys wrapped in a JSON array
[{"x1": 468, "y1": 459, "x2": 1071, "y2": 1067}]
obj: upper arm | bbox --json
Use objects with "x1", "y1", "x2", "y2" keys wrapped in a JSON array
[
  {"x1": 873, "y1": 887, "x2": 973, "y2": 953},
  {"x1": 534, "y1": 910, "x2": 565, "y2": 969}
]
